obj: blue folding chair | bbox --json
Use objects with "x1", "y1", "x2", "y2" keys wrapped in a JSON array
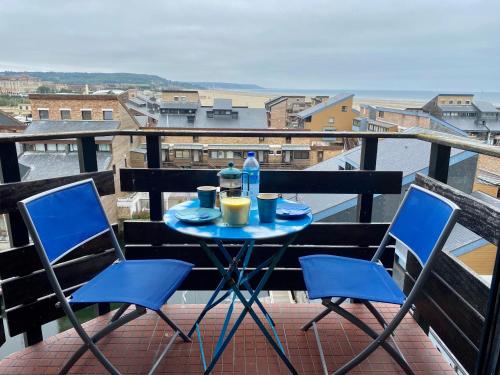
[
  {"x1": 299, "y1": 185, "x2": 459, "y2": 375},
  {"x1": 18, "y1": 179, "x2": 193, "y2": 375}
]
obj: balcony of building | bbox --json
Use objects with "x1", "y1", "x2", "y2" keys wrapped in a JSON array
[{"x1": 0, "y1": 128, "x2": 498, "y2": 374}]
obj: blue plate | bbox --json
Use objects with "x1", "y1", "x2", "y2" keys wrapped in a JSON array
[
  {"x1": 276, "y1": 202, "x2": 311, "y2": 219},
  {"x1": 175, "y1": 208, "x2": 221, "y2": 224}
]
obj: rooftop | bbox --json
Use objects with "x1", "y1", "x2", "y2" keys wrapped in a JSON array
[
  {"x1": 439, "y1": 105, "x2": 477, "y2": 112},
  {"x1": 299, "y1": 127, "x2": 469, "y2": 218},
  {"x1": 24, "y1": 120, "x2": 120, "y2": 141},
  {"x1": 213, "y1": 98, "x2": 233, "y2": 110},
  {"x1": 474, "y1": 101, "x2": 500, "y2": 113},
  {"x1": 157, "y1": 107, "x2": 267, "y2": 129},
  {"x1": 18, "y1": 151, "x2": 111, "y2": 181},
  {"x1": 0, "y1": 303, "x2": 454, "y2": 375}
]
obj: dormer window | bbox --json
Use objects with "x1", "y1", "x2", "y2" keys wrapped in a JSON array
[
  {"x1": 103, "y1": 109, "x2": 113, "y2": 120},
  {"x1": 81, "y1": 109, "x2": 92, "y2": 120},
  {"x1": 38, "y1": 109, "x2": 49, "y2": 120}
]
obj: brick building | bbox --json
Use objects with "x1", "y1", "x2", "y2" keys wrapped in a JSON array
[{"x1": 20, "y1": 92, "x2": 141, "y2": 221}]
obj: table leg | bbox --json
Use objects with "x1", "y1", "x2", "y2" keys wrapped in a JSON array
[
  {"x1": 215, "y1": 240, "x2": 277, "y2": 327},
  {"x1": 187, "y1": 242, "x2": 250, "y2": 337},
  {"x1": 200, "y1": 236, "x2": 299, "y2": 375}
]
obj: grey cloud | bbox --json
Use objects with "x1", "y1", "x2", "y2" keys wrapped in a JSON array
[{"x1": 0, "y1": 0, "x2": 499, "y2": 90}]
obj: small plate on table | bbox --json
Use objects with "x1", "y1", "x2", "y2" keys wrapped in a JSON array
[
  {"x1": 276, "y1": 202, "x2": 311, "y2": 219},
  {"x1": 175, "y1": 208, "x2": 221, "y2": 224}
]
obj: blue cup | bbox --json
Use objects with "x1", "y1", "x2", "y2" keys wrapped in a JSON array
[
  {"x1": 197, "y1": 186, "x2": 217, "y2": 208},
  {"x1": 258, "y1": 193, "x2": 278, "y2": 223}
]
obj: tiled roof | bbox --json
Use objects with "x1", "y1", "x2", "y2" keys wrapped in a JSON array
[
  {"x1": 157, "y1": 107, "x2": 267, "y2": 129},
  {"x1": 296, "y1": 93, "x2": 354, "y2": 119},
  {"x1": 19, "y1": 152, "x2": 111, "y2": 181},
  {"x1": 474, "y1": 101, "x2": 500, "y2": 113},
  {"x1": 213, "y1": 99, "x2": 232, "y2": 110},
  {"x1": 0, "y1": 109, "x2": 24, "y2": 127},
  {"x1": 297, "y1": 127, "x2": 470, "y2": 218},
  {"x1": 25, "y1": 120, "x2": 120, "y2": 141},
  {"x1": 439, "y1": 105, "x2": 477, "y2": 112}
]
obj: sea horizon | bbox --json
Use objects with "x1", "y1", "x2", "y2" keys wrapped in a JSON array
[{"x1": 239, "y1": 88, "x2": 500, "y2": 104}]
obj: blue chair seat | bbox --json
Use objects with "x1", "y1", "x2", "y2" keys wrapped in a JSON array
[
  {"x1": 70, "y1": 259, "x2": 193, "y2": 311},
  {"x1": 299, "y1": 255, "x2": 405, "y2": 305}
]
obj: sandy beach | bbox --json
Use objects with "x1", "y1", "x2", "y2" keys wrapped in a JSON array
[{"x1": 198, "y1": 89, "x2": 426, "y2": 110}]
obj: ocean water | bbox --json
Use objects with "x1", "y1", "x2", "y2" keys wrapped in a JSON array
[{"x1": 244, "y1": 88, "x2": 500, "y2": 104}]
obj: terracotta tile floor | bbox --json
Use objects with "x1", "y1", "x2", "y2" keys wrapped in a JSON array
[{"x1": 0, "y1": 303, "x2": 454, "y2": 374}]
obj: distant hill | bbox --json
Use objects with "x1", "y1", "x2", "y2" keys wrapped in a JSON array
[
  {"x1": 188, "y1": 81, "x2": 264, "y2": 90},
  {"x1": 0, "y1": 71, "x2": 263, "y2": 90}
]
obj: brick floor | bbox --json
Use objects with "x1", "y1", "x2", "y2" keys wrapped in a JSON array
[{"x1": 0, "y1": 303, "x2": 454, "y2": 374}]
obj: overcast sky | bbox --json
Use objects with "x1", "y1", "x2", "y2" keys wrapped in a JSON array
[{"x1": 1, "y1": 0, "x2": 499, "y2": 91}]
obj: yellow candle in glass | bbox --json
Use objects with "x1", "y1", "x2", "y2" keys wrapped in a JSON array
[{"x1": 221, "y1": 196, "x2": 250, "y2": 226}]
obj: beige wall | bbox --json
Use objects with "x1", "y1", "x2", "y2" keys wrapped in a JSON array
[
  {"x1": 437, "y1": 95, "x2": 473, "y2": 105},
  {"x1": 376, "y1": 111, "x2": 430, "y2": 128},
  {"x1": 458, "y1": 243, "x2": 497, "y2": 275},
  {"x1": 305, "y1": 96, "x2": 355, "y2": 132},
  {"x1": 161, "y1": 91, "x2": 199, "y2": 102},
  {"x1": 269, "y1": 100, "x2": 287, "y2": 128}
]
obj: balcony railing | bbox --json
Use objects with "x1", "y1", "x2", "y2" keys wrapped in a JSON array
[{"x1": 0, "y1": 129, "x2": 499, "y2": 374}]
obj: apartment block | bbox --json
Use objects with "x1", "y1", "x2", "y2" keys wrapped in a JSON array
[
  {"x1": 29, "y1": 92, "x2": 132, "y2": 121},
  {"x1": 265, "y1": 95, "x2": 331, "y2": 128},
  {"x1": 422, "y1": 94, "x2": 500, "y2": 143}
]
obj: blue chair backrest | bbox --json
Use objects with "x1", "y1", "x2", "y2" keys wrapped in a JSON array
[
  {"x1": 19, "y1": 179, "x2": 110, "y2": 264},
  {"x1": 389, "y1": 185, "x2": 458, "y2": 265}
]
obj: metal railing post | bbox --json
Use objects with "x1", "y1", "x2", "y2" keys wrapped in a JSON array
[
  {"x1": 146, "y1": 135, "x2": 164, "y2": 222},
  {"x1": 428, "y1": 143, "x2": 451, "y2": 183},
  {"x1": 356, "y1": 138, "x2": 378, "y2": 222}
]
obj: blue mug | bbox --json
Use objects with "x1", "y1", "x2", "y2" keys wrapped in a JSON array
[
  {"x1": 257, "y1": 193, "x2": 278, "y2": 223},
  {"x1": 197, "y1": 186, "x2": 217, "y2": 208}
]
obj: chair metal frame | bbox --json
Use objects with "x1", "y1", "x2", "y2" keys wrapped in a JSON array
[
  {"x1": 18, "y1": 179, "x2": 191, "y2": 375},
  {"x1": 301, "y1": 184, "x2": 460, "y2": 375}
]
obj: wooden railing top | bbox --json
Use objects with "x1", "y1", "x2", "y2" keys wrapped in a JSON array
[{"x1": 1, "y1": 129, "x2": 499, "y2": 157}]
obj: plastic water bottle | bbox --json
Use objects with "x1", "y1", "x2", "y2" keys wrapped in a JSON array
[{"x1": 243, "y1": 151, "x2": 260, "y2": 210}]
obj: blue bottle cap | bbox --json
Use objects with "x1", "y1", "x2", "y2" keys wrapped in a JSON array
[{"x1": 247, "y1": 151, "x2": 255, "y2": 157}]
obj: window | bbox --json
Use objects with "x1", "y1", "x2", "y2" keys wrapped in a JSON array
[
  {"x1": 449, "y1": 100, "x2": 453, "y2": 104},
  {"x1": 81, "y1": 110, "x2": 92, "y2": 120},
  {"x1": 193, "y1": 135, "x2": 199, "y2": 143},
  {"x1": 34, "y1": 144, "x2": 46, "y2": 151},
  {"x1": 217, "y1": 151, "x2": 225, "y2": 159},
  {"x1": 293, "y1": 151, "x2": 309, "y2": 160},
  {"x1": 285, "y1": 137, "x2": 292, "y2": 144},
  {"x1": 97, "y1": 144, "x2": 111, "y2": 152},
  {"x1": 38, "y1": 109, "x2": 49, "y2": 120},
  {"x1": 174, "y1": 96, "x2": 179, "y2": 101},
  {"x1": 210, "y1": 151, "x2": 218, "y2": 159},
  {"x1": 226, "y1": 151, "x2": 234, "y2": 159},
  {"x1": 57, "y1": 144, "x2": 66, "y2": 152},
  {"x1": 304, "y1": 116, "x2": 312, "y2": 123},
  {"x1": 175, "y1": 150, "x2": 190, "y2": 159},
  {"x1": 233, "y1": 151, "x2": 243, "y2": 159},
  {"x1": 465, "y1": 100, "x2": 470, "y2": 104},
  {"x1": 259, "y1": 137, "x2": 265, "y2": 143},
  {"x1": 457, "y1": 100, "x2": 462, "y2": 104},
  {"x1": 103, "y1": 110, "x2": 113, "y2": 120},
  {"x1": 69, "y1": 144, "x2": 78, "y2": 152},
  {"x1": 378, "y1": 111, "x2": 384, "y2": 118},
  {"x1": 275, "y1": 150, "x2": 282, "y2": 155},
  {"x1": 341, "y1": 106, "x2": 348, "y2": 112},
  {"x1": 328, "y1": 117, "x2": 335, "y2": 124},
  {"x1": 60, "y1": 109, "x2": 71, "y2": 120}
]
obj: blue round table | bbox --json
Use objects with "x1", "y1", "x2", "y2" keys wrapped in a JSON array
[{"x1": 164, "y1": 199, "x2": 312, "y2": 375}]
